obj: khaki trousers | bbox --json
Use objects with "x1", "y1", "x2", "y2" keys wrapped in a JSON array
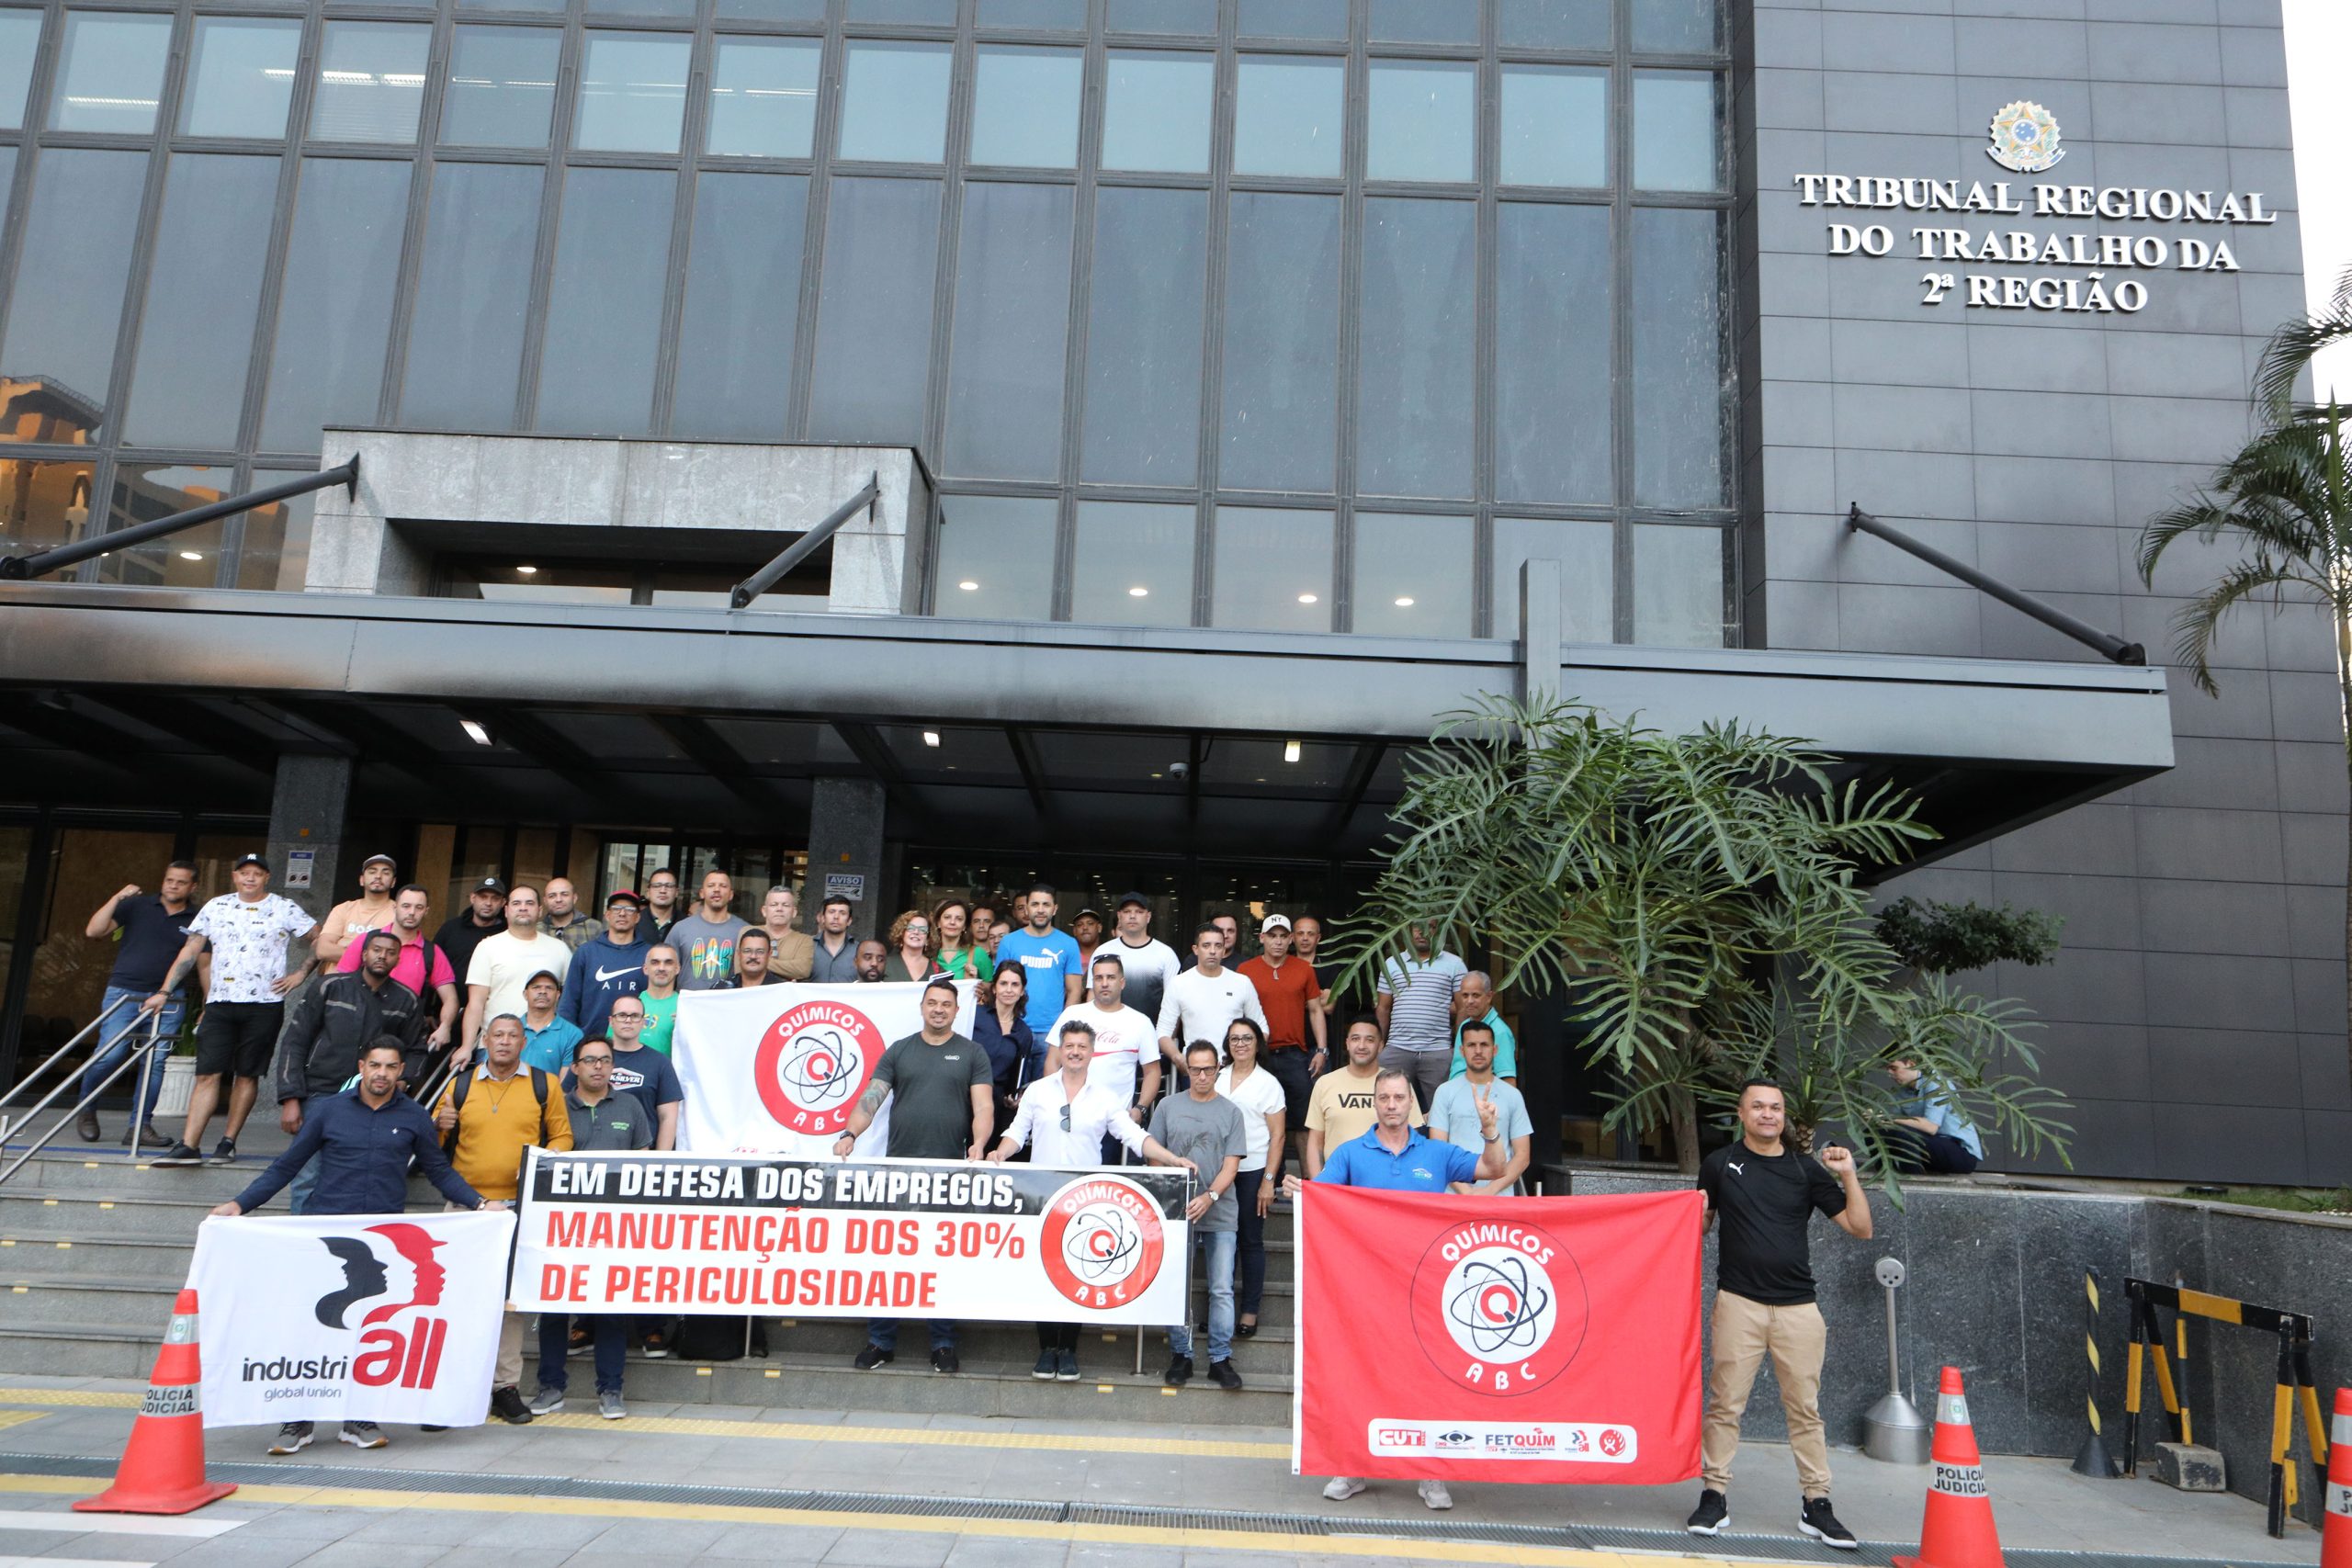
[{"x1": 1699, "y1": 1290, "x2": 1831, "y2": 1498}]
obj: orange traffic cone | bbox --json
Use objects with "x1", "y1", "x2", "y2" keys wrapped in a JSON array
[
  {"x1": 74, "y1": 1290, "x2": 234, "y2": 1516},
  {"x1": 2323, "y1": 1388, "x2": 2351, "y2": 1568},
  {"x1": 1893, "y1": 1367, "x2": 2006, "y2": 1568}
]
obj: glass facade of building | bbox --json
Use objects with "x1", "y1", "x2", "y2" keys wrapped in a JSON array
[{"x1": 0, "y1": 0, "x2": 1734, "y2": 638}]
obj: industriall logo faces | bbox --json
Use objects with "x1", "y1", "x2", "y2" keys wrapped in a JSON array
[{"x1": 239, "y1": 1223, "x2": 453, "y2": 1393}]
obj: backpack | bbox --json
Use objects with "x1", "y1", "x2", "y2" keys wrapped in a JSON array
[{"x1": 442, "y1": 1066, "x2": 552, "y2": 1154}]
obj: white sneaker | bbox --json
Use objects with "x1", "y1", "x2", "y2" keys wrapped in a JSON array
[
  {"x1": 1418, "y1": 1480, "x2": 1453, "y2": 1511},
  {"x1": 1321, "y1": 1476, "x2": 1366, "y2": 1501}
]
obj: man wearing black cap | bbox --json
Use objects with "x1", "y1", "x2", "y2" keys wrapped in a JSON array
[
  {"x1": 561, "y1": 889, "x2": 651, "y2": 1037},
  {"x1": 434, "y1": 877, "x2": 509, "y2": 987},
  {"x1": 147, "y1": 853, "x2": 320, "y2": 1167},
  {"x1": 1097, "y1": 893, "x2": 1180, "y2": 1034},
  {"x1": 1071, "y1": 908, "x2": 1105, "y2": 972},
  {"x1": 313, "y1": 853, "x2": 400, "y2": 967}
]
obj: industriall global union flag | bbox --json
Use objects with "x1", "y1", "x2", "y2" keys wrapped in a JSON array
[
  {"x1": 1292, "y1": 1186, "x2": 1704, "y2": 1483},
  {"x1": 189, "y1": 1208, "x2": 515, "y2": 1428}
]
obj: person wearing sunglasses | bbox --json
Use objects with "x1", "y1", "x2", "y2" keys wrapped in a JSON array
[{"x1": 988, "y1": 1021, "x2": 1193, "y2": 1382}]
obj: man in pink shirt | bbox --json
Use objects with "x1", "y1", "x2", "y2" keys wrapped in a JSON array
[{"x1": 334, "y1": 883, "x2": 458, "y2": 1050}]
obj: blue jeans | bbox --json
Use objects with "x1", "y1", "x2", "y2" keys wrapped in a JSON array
[
  {"x1": 539, "y1": 1312, "x2": 627, "y2": 1395},
  {"x1": 287, "y1": 1096, "x2": 326, "y2": 1213},
  {"x1": 869, "y1": 1317, "x2": 956, "y2": 1353},
  {"x1": 1170, "y1": 1229, "x2": 1236, "y2": 1363},
  {"x1": 79, "y1": 987, "x2": 181, "y2": 1125}
]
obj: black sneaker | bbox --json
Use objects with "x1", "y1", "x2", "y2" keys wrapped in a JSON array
[
  {"x1": 489, "y1": 1384, "x2": 534, "y2": 1425},
  {"x1": 1033, "y1": 1350, "x2": 1057, "y2": 1381},
  {"x1": 208, "y1": 1138, "x2": 237, "y2": 1165},
  {"x1": 1209, "y1": 1359, "x2": 1243, "y2": 1391},
  {"x1": 854, "y1": 1344, "x2": 893, "y2": 1370},
  {"x1": 1056, "y1": 1349, "x2": 1080, "y2": 1382},
  {"x1": 75, "y1": 1110, "x2": 100, "y2": 1142},
  {"x1": 1799, "y1": 1496, "x2": 1858, "y2": 1550},
  {"x1": 639, "y1": 1328, "x2": 669, "y2": 1359},
  {"x1": 152, "y1": 1141, "x2": 203, "y2": 1167},
  {"x1": 1685, "y1": 1488, "x2": 1728, "y2": 1535},
  {"x1": 930, "y1": 1346, "x2": 960, "y2": 1374},
  {"x1": 1164, "y1": 1355, "x2": 1194, "y2": 1387}
]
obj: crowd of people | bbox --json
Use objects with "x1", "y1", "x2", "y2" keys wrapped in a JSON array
[{"x1": 71, "y1": 850, "x2": 1984, "y2": 1543}]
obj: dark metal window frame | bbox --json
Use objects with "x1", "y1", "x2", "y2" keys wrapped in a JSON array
[{"x1": 0, "y1": 0, "x2": 1735, "y2": 639}]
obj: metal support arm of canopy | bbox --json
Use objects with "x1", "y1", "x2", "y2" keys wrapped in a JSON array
[
  {"x1": 1847, "y1": 502, "x2": 2145, "y2": 666},
  {"x1": 0, "y1": 457, "x2": 362, "y2": 581},
  {"x1": 730, "y1": 471, "x2": 879, "y2": 610}
]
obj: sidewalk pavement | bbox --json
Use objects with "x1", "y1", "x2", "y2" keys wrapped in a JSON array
[{"x1": 0, "y1": 1374, "x2": 2324, "y2": 1568}]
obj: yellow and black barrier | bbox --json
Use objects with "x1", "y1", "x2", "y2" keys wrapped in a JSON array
[
  {"x1": 2122, "y1": 1277, "x2": 2326, "y2": 1538},
  {"x1": 2071, "y1": 1267, "x2": 2120, "y2": 1477}
]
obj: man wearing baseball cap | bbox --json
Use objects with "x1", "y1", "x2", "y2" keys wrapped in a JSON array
[
  {"x1": 434, "y1": 877, "x2": 510, "y2": 983},
  {"x1": 1095, "y1": 892, "x2": 1180, "y2": 1035},
  {"x1": 148, "y1": 853, "x2": 320, "y2": 1167},
  {"x1": 561, "y1": 890, "x2": 652, "y2": 1038},
  {"x1": 313, "y1": 853, "x2": 400, "y2": 966},
  {"x1": 1237, "y1": 913, "x2": 1326, "y2": 1170}
]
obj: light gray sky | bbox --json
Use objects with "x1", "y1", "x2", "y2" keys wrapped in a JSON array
[{"x1": 2284, "y1": 0, "x2": 2350, "y2": 399}]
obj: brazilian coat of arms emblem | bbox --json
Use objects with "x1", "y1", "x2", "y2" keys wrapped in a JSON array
[{"x1": 1985, "y1": 100, "x2": 2063, "y2": 174}]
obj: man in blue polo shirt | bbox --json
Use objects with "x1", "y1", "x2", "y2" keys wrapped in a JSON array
[{"x1": 1283, "y1": 1066, "x2": 1508, "y2": 1512}]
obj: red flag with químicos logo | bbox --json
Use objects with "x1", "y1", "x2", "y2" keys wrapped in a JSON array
[{"x1": 1291, "y1": 1185, "x2": 1703, "y2": 1483}]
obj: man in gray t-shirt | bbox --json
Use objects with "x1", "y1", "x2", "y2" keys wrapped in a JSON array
[
  {"x1": 831, "y1": 979, "x2": 992, "y2": 1371},
  {"x1": 669, "y1": 871, "x2": 750, "y2": 991},
  {"x1": 1149, "y1": 1041, "x2": 1247, "y2": 1389}
]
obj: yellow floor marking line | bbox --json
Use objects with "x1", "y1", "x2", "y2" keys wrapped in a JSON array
[
  {"x1": 0, "y1": 1474, "x2": 1778, "y2": 1568},
  {"x1": 528, "y1": 1409, "x2": 1285, "y2": 1457},
  {"x1": 0, "y1": 1415, "x2": 44, "y2": 1434},
  {"x1": 0, "y1": 1390, "x2": 140, "y2": 1410}
]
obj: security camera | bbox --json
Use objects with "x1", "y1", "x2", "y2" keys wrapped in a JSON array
[{"x1": 1167, "y1": 761, "x2": 1191, "y2": 780}]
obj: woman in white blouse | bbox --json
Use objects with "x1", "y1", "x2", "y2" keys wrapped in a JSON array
[{"x1": 1215, "y1": 1018, "x2": 1287, "y2": 1338}]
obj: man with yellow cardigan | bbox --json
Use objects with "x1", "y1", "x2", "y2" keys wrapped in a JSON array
[{"x1": 435, "y1": 1012, "x2": 572, "y2": 1423}]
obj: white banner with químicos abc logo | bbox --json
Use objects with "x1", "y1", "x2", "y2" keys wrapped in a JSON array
[
  {"x1": 187, "y1": 1209, "x2": 516, "y2": 1428},
  {"x1": 510, "y1": 1150, "x2": 1192, "y2": 1325},
  {"x1": 673, "y1": 981, "x2": 982, "y2": 1155}
]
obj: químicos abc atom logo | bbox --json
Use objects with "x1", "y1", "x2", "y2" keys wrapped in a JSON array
[{"x1": 1408, "y1": 1219, "x2": 1589, "y2": 1396}]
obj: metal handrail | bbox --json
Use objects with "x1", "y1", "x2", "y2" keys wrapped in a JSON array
[
  {"x1": 0, "y1": 1006, "x2": 170, "y2": 1184},
  {"x1": 0, "y1": 993, "x2": 141, "y2": 1137},
  {"x1": 729, "y1": 471, "x2": 879, "y2": 608},
  {"x1": 1847, "y1": 503, "x2": 2146, "y2": 665},
  {"x1": 0, "y1": 457, "x2": 361, "y2": 581}
]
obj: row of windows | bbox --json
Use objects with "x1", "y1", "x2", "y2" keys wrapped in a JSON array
[
  {"x1": 3, "y1": 9, "x2": 1719, "y2": 189},
  {"x1": 0, "y1": 0, "x2": 1735, "y2": 647},
  {"x1": 1, "y1": 160, "x2": 1724, "y2": 502},
  {"x1": 1, "y1": 0, "x2": 1715, "y2": 46}
]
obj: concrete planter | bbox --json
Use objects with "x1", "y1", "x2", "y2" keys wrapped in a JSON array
[{"x1": 153, "y1": 1055, "x2": 197, "y2": 1119}]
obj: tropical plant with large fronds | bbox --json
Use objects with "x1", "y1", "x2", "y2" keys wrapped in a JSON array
[
  {"x1": 1331, "y1": 695, "x2": 2072, "y2": 1186},
  {"x1": 2139, "y1": 263, "x2": 2352, "y2": 1090}
]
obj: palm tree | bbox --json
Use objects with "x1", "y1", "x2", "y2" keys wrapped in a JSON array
[
  {"x1": 1332, "y1": 696, "x2": 2069, "y2": 1182},
  {"x1": 2138, "y1": 264, "x2": 2352, "y2": 1089}
]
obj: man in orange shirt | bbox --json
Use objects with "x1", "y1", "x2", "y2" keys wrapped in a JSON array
[{"x1": 1237, "y1": 915, "x2": 1325, "y2": 1177}]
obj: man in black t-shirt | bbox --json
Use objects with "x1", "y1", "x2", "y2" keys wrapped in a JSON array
[
  {"x1": 1688, "y1": 1078, "x2": 1871, "y2": 1551},
  {"x1": 434, "y1": 878, "x2": 511, "y2": 982},
  {"x1": 79, "y1": 863, "x2": 204, "y2": 1144}
]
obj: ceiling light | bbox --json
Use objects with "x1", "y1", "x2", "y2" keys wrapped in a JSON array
[
  {"x1": 957, "y1": 580, "x2": 979, "y2": 591},
  {"x1": 178, "y1": 550, "x2": 204, "y2": 561},
  {"x1": 1394, "y1": 595, "x2": 1415, "y2": 607},
  {"x1": 1127, "y1": 586, "x2": 1149, "y2": 597},
  {"x1": 922, "y1": 731, "x2": 941, "y2": 747},
  {"x1": 1297, "y1": 592, "x2": 1318, "y2": 604},
  {"x1": 1283, "y1": 739, "x2": 1302, "y2": 763},
  {"x1": 515, "y1": 564, "x2": 538, "y2": 575},
  {"x1": 458, "y1": 718, "x2": 493, "y2": 747}
]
